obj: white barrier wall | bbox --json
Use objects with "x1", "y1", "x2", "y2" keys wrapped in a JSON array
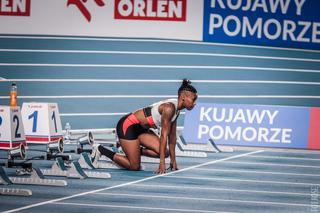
[{"x1": 0, "y1": 0, "x2": 203, "y2": 40}]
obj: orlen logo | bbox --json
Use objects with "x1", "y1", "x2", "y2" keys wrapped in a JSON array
[
  {"x1": 67, "y1": 0, "x2": 106, "y2": 22},
  {"x1": 115, "y1": 0, "x2": 186, "y2": 21},
  {"x1": 0, "y1": 0, "x2": 30, "y2": 16}
]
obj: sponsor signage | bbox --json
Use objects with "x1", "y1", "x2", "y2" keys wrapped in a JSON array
[
  {"x1": 203, "y1": 0, "x2": 320, "y2": 50},
  {"x1": 183, "y1": 103, "x2": 320, "y2": 150},
  {"x1": 0, "y1": 0, "x2": 30, "y2": 16}
]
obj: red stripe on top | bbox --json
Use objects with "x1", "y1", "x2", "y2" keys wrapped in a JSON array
[
  {"x1": 26, "y1": 136, "x2": 63, "y2": 143},
  {"x1": 123, "y1": 114, "x2": 140, "y2": 136},
  {"x1": 0, "y1": 142, "x2": 26, "y2": 149},
  {"x1": 146, "y1": 116, "x2": 155, "y2": 127},
  {"x1": 308, "y1": 107, "x2": 320, "y2": 150}
]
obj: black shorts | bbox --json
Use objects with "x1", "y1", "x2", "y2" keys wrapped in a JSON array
[{"x1": 116, "y1": 114, "x2": 148, "y2": 140}]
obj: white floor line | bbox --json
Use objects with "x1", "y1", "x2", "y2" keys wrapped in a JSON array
[
  {"x1": 0, "y1": 150, "x2": 263, "y2": 213},
  {"x1": 0, "y1": 35, "x2": 319, "y2": 53},
  {"x1": 3, "y1": 79, "x2": 320, "y2": 86},
  {"x1": 193, "y1": 168, "x2": 320, "y2": 177},
  {"x1": 224, "y1": 161, "x2": 320, "y2": 168},
  {"x1": 60, "y1": 112, "x2": 186, "y2": 117},
  {"x1": 71, "y1": 192, "x2": 312, "y2": 208},
  {"x1": 1, "y1": 95, "x2": 320, "y2": 100},
  {"x1": 60, "y1": 112, "x2": 127, "y2": 116},
  {"x1": 130, "y1": 183, "x2": 310, "y2": 196},
  {"x1": 247, "y1": 155, "x2": 320, "y2": 161},
  {"x1": 0, "y1": 63, "x2": 319, "y2": 73},
  {"x1": 165, "y1": 176, "x2": 317, "y2": 186},
  {"x1": 1, "y1": 49, "x2": 318, "y2": 63},
  {"x1": 54, "y1": 202, "x2": 236, "y2": 213}
]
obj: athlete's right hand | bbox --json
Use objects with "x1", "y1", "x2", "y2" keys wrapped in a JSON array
[{"x1": 155, "y1": 163, "x2": 166, "y2": 174}]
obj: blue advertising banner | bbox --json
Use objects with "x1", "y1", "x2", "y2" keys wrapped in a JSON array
[
  {"x1": 203, "y1": 0, "x2": 320, "y2": 50},
  {"x1": 183, "y1": 103, "x2": 312, "y2": 149}
]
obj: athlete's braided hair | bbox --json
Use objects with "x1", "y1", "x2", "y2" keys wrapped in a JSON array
[{"x1": 178, "y1": 79, "x2": 197, "y2": 95}]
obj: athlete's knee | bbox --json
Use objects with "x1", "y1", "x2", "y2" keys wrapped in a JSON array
[{"x1": 129, "y1": 163, "x2": 141, "y2": 171}]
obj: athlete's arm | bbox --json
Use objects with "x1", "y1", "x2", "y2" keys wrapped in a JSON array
[
  {"x1": 155, "y1": 103, "x2": 175, "y2": 174},
  {"x1": 168, "y1": 120, "x2": 178, "y2": 171}
]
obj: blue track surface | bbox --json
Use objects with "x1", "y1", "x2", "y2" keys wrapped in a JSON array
[
  {"x1": 1, "y1": 35, "x2": 320, "y2": 129},
  {"x1": 0, "y1": 147, "x2": 319, "y2": 213}
]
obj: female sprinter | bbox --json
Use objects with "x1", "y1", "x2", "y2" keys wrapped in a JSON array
[{"x1": 96, "y1": 79, "x2": 197, "y2": 174}]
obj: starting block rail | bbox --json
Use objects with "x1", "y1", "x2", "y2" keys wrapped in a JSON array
[{"x1": 41, "y1": 157, "x2": 111, "y2": 179}]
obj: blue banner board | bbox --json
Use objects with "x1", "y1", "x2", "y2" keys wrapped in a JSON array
[
  {"x1": 183, "y1": 103, "x2": 320, "y2": 149},
  {"x1": 203, "y1": 0, "x2": 320, "y2": 50}
]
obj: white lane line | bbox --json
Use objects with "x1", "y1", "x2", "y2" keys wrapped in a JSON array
[
  {"x1": 54, "y1": 202, "x2": 236, "y2": 213},
  {"x1": 223, "y1": 161, "x2": 320, "y2": 169},
  {"x1": 2, "y1": 79, "x2": 320, "y2": 86},
  {"x1": 130, "y1": 183, "x2": 310, "y2": 196},
  {"x1": 0, "y1": 63, "x2": 319, "y2": 73},
  {"x1": 60, "y1": 112, "x2": 127, "y2": 116},
  {"x1": 0, "y1": 35, "x2": 319, "y2": 53},
  {"x1": 165, "y1": 176, "x2": 317, "y2": 186},
  {"x1": 1, "y1": 95, "x2": 320, "y2": 99},
  {"x1": 193, "y1": 168, "x2": 320, "y2": 177},
  {"x1": 0, "y1": 150, "x2": 264, "y2": 213},
  {"x1": 247, "y1": 155, "x2": 320, "y2": 161},
  {"x1": 78, "y1": 192, "x2": 312, "y2": 208},
  {"x1": 1, "y1": 49, "x2": 318, "y2": 63},
  {"x1": 60, "y1": 112, "x2": 186, "y2": 117}
]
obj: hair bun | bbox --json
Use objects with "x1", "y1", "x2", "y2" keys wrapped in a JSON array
[{"x1": 182, "y1": 79, "x2": 191, "y2": 86}]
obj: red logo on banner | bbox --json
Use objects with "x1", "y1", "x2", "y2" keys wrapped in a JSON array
[
  {"x1": 115, "y1": 0, "x2": 187, "y2": 21},
  {"x1": 67, "y1": 0, "x2": 106, "y2": 22},
  {"x1": 0, "y1": 0, "x2": 31, "y2": 16}
]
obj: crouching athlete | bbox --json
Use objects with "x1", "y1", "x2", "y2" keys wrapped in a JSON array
[{"x1": 96, "y1": 79, "x2": 197, "y2": 174}]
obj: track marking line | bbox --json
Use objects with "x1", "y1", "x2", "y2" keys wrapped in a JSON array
[
  {"x1": 129, "y1": 183, "x2": 310, "y2": 196},
  {"x1": 0, "y1": 35, "x2": 319, "y2": 53},
  {"x1": 222, "y1": 161, "x2": 320, "y2": 168},
  {"x1": 246, "y1": 155, "x2": 320, "y2": 161},
  {"x1": 165, "y1": 176, "x2": 317, "y2": 186},
  {"x1": 1, "y1": 95, "x2": 320, "y2": 100},
  {"x1": 194, "y1": 168, "x2": 320, "y2": 177},
  {"x1": 0, "y1": 150, "x2": 263, "y2": 213},
  {"x1": 0, "y1": 49, "x2": 318, "y2": 63},
  {"x1": 54, "y1": 202, "x2": 237, "y2": 213},
  {"x1": 2, "y1": 79, "x2": 320, "y2": 86},
  {"x1": 0, "y1": 64, "x2": 319, "y2": 73},
  {"x1": 92, "y1": 192, "x2": 312, "y2": 207}
]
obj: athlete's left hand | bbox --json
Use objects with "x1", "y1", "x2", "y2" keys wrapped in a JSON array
[{"x1": 155, "y1": 163, "x2": 166, "y2": 174}]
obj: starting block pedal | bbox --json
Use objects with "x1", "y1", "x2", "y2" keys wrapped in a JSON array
[
  {"x1": 41, "y1": 157, "x2": 111, "y2": 179},
  {"x1": 78, "y1": 152, "x2": 122, "y2": 171},
  {"x1": 177, "y1": 136, "x2": 234, "y2": 153}
]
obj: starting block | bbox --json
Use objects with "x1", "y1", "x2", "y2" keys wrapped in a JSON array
[
  {"x1": 41, "y1": 157, "x2": 111, "y2": 179},
  {"x1": 21, "y1": 103, "x2": 64, "y2": 154},
  {"x1": 79, "y1": 150, "x2": 123, "y2": 170},
  {"x1": 0, "y1": 106, "x2": 27, "y2": 150},
  {"x1": 0, "y1": 165, "x2": 66, "y2": 188}
]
